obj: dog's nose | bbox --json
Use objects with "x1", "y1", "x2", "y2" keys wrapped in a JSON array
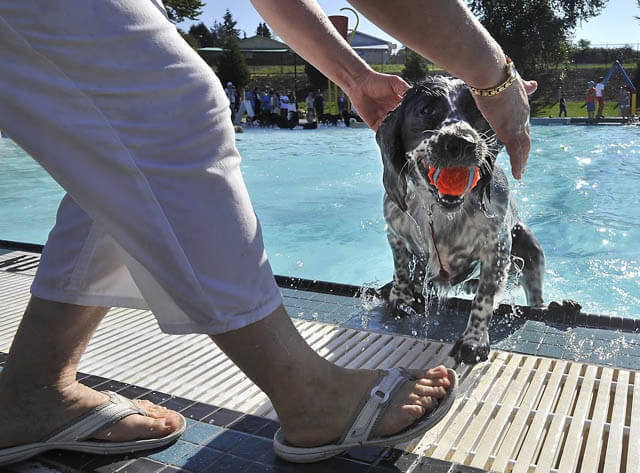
[{"x1": 441, "y1": 135, "x2": 476, "y2": 157}]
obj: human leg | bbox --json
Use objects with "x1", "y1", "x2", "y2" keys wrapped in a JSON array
[
  {"x1": 0, "y1": 0, "x2": 454, "y2": 462},
  {"x1": 212, "y1": 305, "x2": 453, "y2": 449},
  {"x1": 0, "y1": 296, "x2": 182, "y2": 449}
]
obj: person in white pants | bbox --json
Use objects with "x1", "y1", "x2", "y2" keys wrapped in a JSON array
[{"x1": 0, "y1": 0, "x2": 534, "y2": 466}]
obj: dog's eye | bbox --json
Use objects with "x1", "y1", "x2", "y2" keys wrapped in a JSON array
[{"x1": 420, "y1": 106, "x2": 431, "y2": 116}]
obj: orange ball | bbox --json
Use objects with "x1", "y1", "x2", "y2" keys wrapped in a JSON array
[{"x1": 428, "y1": 166, "x2": 480, "y2": 196}]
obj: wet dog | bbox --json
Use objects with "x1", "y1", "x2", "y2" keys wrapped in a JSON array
[{"x1": 376, "y1": 76, "x2": 545, "y2": 364}]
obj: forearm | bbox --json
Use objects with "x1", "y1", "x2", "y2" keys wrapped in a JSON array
[
  {"x1": 249, "y1": 0, "x2": 372, "y2": 92},
  {"x1": 348, "y1": 0, "x2": 505, "y2": 89}
]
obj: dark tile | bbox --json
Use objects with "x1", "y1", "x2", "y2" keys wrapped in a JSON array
[
  {"x1": 377, "y1": 449, "x2": 419, "y2": 472},
  {"x1": 89, "y1": 456, "x2": 136, "y2": 473},
  {"x1": 42, "y1": 450, "x2": 95, "y2": 470},
  {"x1": 182, "y1": 402, "x2": 220, "y2": 421},
  {"x1": 254, "y1": 420, "x2": 280, "y2": 439},
  {"x1": 140, "y1": 391, "x2": 174, "y2": 405},
  {"x1": 535, "y1": 343, "x2": 566, "y2": 359},
  {"x1": 203, "y1": 408, "x2": 244, "y2": 427},
  {"x1": 207, "y1": 453, "x2": 252, "y2": 472},
  {"x1": 172, "y1": 446, "x2": 224, "y2": 471},
  {"x1": 117, "y1": 385, "x2": 152, "y2": 400},
  {"x1": 79, "y1": 375, "x2": 110, "y2": 388},
  {"x1": 510, "y1": 340, "x2": 540, "y2": 355},
  {"x1": 576, "y1": 312, "x2": 588, "y2": 326},
  {"x1": 160, "y1": 396, "x2": 195, "y2": 413},
  {"x1": 243, "y1": 463, "x2": 280, "y2": 473},
  {"x1": 447, "y1": 464, "x2": 488, "y2": 473},
  {"x1": 320, "y1": 457, "x2": 369, "y2": 472},
  {"x1": 231, "y1": 435, "x2": 273, "y2": 460},
  {"x1": 181, "y1": 421, "x2": 223, "y2": 445},
  {"x1": 117, "y1": 458, "x2": 166, "y2": 473},
  {"x1": 205, "y1": 429, "x2": 250, "y2": 452},
  {"x1": 229, "y1": 414, "x2": 270, "y2": 435},
  {"x1": 94, "y1": 379, "x2": 130, "y2": 393},
  {"x1": 413, "y1": 457, "x2": 457, "y2": 473},
  {"x1": 148, "y1": 440, "x2": 197, "y2": 465},
  {"x1": 340, "y1": 446, "x2": 388, "y2": 464}
]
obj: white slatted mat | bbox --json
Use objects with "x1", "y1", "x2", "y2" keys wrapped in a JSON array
[{"x1": 1, "y1": 251, "x2": 639, "y2": 473}]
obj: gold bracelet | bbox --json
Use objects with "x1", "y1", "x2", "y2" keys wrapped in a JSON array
[{"x1": 468, "y1": 57, "x2": 517, "y2": 97}]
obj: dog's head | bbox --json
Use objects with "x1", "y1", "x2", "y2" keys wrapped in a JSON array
[{"x1": 376, "y1": 76, "x2": 500, "y2": 212}]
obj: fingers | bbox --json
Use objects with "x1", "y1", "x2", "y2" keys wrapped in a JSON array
[
  {"x1": 505, "y1": 124, "x2": 531, "y2": 180},
  {"x1": 523, "y1": 79, "x2": 538, "y2": 95}
]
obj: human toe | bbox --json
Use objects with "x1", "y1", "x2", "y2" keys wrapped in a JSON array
[{"x1": 93, "y1": 400, "x2": 182, "y2": 442}]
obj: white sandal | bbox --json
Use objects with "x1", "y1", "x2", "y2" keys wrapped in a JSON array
[
  {"x1": 0, "y1": 391, "x2": 186, "y2": 466},
  {"x1": 273, "y1": 367, "x2": 457, "y2": 463}
]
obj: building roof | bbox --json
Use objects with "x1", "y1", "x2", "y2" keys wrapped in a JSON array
[
  {"x1": 349, "y1": 31, "x2": 396, "y2": 51},
  {"x1": 238, "y1": 35, "x2": 289, "y2": 51}
]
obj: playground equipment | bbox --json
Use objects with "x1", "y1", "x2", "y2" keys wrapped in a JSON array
[
  {"x1": 327, "y1": 8, "x2": 359, "y2": 115},
  {"x1": 602, "y1": 60, "x2": 637, "y2": 116}
]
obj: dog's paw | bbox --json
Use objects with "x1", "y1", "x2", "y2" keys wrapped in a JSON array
[
  {"x1": 548, "y1": 299, "x2": 582, "y2": 315},
  {"x1": 452, "y1": 332, "x2": 490, "y2": 364},
  {"x1": 388, "y1": 289, "x2": 425, "y2": 317}
]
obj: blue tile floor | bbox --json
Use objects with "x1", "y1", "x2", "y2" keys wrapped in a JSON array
[{"x1": 3, "y1": 281, "x2": 640, "y2": 472}]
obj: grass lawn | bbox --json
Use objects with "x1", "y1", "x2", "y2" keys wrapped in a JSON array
[{"x1": 532, "y1": 100, "x2": 623, "y2": 118}]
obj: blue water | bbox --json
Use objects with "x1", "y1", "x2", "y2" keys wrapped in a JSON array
[{"x1": 1, "y1": 125, "x2": 639, "y2": 317}]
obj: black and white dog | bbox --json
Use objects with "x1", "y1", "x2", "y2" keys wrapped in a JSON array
[{"x1": 376, "y1": 76, "x2": 545, "y2": 364}]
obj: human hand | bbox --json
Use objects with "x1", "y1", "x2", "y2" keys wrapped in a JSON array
[
  {"x1": 473, "y1": 77, "x2": 537, "y2": 180},
  {"x1": 344, "y1": 70, "x2": 410, "y2": 132}
]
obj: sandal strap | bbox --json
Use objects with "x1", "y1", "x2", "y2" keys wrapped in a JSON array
[
  {"x1": 45, "y1": 391, "x2": 146, "y2": 442},
  {"x1": 341, "y1": 367, "x2": 414, "y2": 445}
]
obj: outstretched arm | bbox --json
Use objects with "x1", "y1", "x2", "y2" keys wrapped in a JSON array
[{"x1": 250, "y1": 0, "x2": 536, "y2": 179}]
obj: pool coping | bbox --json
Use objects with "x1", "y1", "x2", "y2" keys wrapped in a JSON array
[{"x1": 2, "y1": 238, "x2": 639, "y2": 334}]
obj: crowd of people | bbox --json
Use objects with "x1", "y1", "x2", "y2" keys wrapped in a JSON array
[
  {"x1": 223, "y1": 81, "x2": 362, "y2": 129},
  {"x1": 223, "y1": 82, "x2": 337, "y2": 128},
  {"x1": 556, "y1": 77, "x2": 634, "y2": 121}
]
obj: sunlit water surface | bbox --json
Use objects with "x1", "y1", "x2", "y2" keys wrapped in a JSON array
[{"x1": 1, "y1": 124, "x2": 639, "y2": 318}]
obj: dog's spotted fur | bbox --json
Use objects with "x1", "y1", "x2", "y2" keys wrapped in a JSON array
[{"x1": 376, "y1": 76, "x2": 545, "y2": 364}]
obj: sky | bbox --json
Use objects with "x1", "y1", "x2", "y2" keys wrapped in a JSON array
[{"x1": 179, "y1": 1, "x2": 640, "y2": 49}]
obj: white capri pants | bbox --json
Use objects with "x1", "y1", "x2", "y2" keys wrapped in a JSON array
[{"x1": 0, "y1": 1, "x2": 283, "y2": 334}]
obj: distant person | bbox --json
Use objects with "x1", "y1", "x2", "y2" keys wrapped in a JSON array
[
  {"x1": 558, "y1": 87, "x2": 567, "y2": 117},
  {"x1": 224, "y1": 81, "x2": 236, "y2": 119},
  {"x1": 233, "y1": 88, "x2": 255, "y2": 126},
  {"x1": 585, "y1": 81, "x2": 596, "y2": 121},
  {"x1": 262, "y1": 90, "x2": 272, "y2": 117},
  {"x1": 305, "y1": 91, "x2": 316, "y2": 122},
  {"x1": 270, "y1": 91, "x2": 280, "y2": 115},
  {"x1": 595, "y1": 76, "x2": 605, "y2": 118},
  {"x1": 313, "y1": 89, "x2": 324, "y2": 118},
  {"x1": 286, "y1": 91, "x2": 297, "y2": 119},
  {"x1": 279, "y1": 91, "x2": 290, "y2": 117},
  {"x1": 618, "y1": 86, "x2": 631, "y2": 119}
]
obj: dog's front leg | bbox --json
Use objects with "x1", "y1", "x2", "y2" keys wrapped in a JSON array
[
  {"x1": 453, "y1": 250, "x2": 510, "y2": 364},
  {"x1": 387, "y1": 233, "x2": 426, "y2": 317}
]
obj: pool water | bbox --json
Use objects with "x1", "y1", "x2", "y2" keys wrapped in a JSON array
[{"x1": 1, "y1": 125, "x2": 639, "y2": 317}]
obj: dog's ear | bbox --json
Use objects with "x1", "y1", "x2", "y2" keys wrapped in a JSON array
[{"x1": 376, "y1": 107, "x2": 408, "y2": 212}]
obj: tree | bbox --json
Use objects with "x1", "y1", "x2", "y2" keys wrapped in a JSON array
[
  {"x1": 468, "y1": 0, "x2": 607, "y2": 81},
  {"x1": 163, "y1": 0, "x2": 204, "y2": 23},
  {"x1": 177, "y1": 28, "x2": 200, "y2": 50},
  {"x1": 256, "y1": 22, "x2": 272, "y2": 38},
  {"x1": 401, "y1": 49, "x2": 429, "y2": 83},
  {"x1": 221, "y1": 9, "x2": 240, "y2": 42},
  {"x1": 216, "y1": 38, "x2": 250, "y2": 89},
  {"x1": 189, "y1": 22, "x2": 218, "y2": 48}
]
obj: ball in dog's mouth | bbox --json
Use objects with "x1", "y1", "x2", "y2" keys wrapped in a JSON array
[{"x1": 426, "y1": 166, "x2": 480, "y2": 209}]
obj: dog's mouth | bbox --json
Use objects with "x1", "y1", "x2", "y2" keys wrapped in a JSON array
[
  {"x1": 432, "y1": 191, "x2": 465, "y2": 209},
  {"x1": 422, "y1": 164, "x2": 480, "y2": 210}
]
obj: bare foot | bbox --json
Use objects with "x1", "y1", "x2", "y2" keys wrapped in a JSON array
[
  {"x1": 278, "y1": 365, "x2": 452, "y2": 447},
  {"x1": 0, "y1": 381, "x2": 183, "y2": 448}
]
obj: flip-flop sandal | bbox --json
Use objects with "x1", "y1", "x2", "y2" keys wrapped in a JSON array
[
  {"x1": 273, "y1": 367, "x2": 457, "y2": 463},
  {"x1": 0, "y1": 391, "x2": 186, "y2": 466}
]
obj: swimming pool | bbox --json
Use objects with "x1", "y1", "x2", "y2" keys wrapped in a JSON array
[{"x1": 1, "y1": 124, "x2": 639, "y2": 317}]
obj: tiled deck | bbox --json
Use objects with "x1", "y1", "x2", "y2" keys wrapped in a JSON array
[{"x1": 2, "y1": 247, "x2": 640, "y2": 473}]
